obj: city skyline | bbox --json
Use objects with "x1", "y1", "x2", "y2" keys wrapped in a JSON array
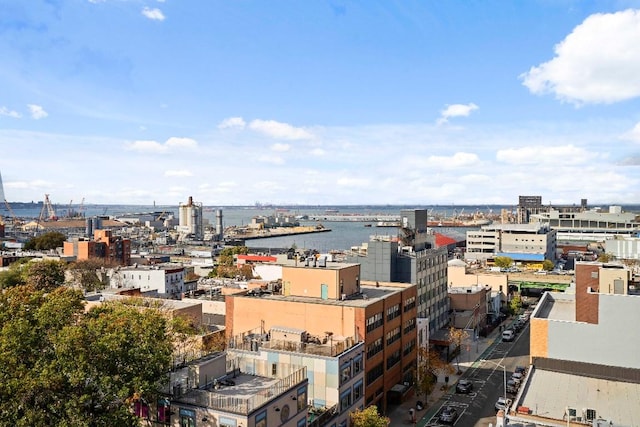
[{"x1": 2, "y1": 1, "x2": 640, "y2": 206}]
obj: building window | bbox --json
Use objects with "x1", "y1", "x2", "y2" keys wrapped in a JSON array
[
  {"x1": 353, "y1": 380, "x2": 364, "y2": 400},
  {"x1": 387, "y1": 304, "x2": 400, "y2": 321},
  {"x1": 297, "y1": 386, "x2": 307, "y2": 412},
  {"x1": 366, "y1": 338, "x2": 383, "y2": 359},
  {"x1": 271, "y1": 363, "x2": 277, "y2": 376},
  {"x1": 340, "y1": 360, "x2": 352, "y2": 384},
  {"x1": 353, "y1": 355, "x2": 363, "y2": 374},
  {"x1": 366, "y1": 363, "x2": 384, "y2": 385},
  {"x1": 404, "y1": 296, "x2": 416, "y2": 312},
  {"x1": 386, "y1": 326, "x2": 401, "y2": 346},
  {"x1": 386, "y1": 349, "x2": 401, "y2": 369},
  {"x1": 157, "y1": 398, "x2": 170, "y2": 424},
  {"x1": 133, "y1": 399, "x2": 149, "y2": 419},
  {"x1": 404, "y1": 318, "x2": 416, "y2": 334},
  {"x1": 179, "y1": 408, "x2": 196, "y2": 427},
  {"x1": 219, "y1": 417, "x2": 237, "y2": 427},
  {"x1": 366, "y1": 312, "x2": 383, "y2": 333},
  {"x1": 255, "y1": 410, "x2": 267, "y2": 427},
  {"x1": 339, "y1": 389, "x2": 352, "y2": 413}
]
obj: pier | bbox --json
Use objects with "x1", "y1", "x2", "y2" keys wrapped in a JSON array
[{"x1": 225, "y1": 225, "x2": 331, "y2": 241}]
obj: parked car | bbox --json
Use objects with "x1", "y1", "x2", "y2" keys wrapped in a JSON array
[
  {"x1": 502, "y1": 330, "x2": 515, "y2": 342},
  {"x1": 506, "y1": 379, "x2": 518, "y2": 394},
  {"x1": 439, "y1": 406, "x2": 459, "y2": 424},
  {"x1": 512, "y1": 321, "x2": 523, "y2": 332},
  {"x1": 515, "y1": 365, "x2": 527, "y2": 375},
  {"x1": 455, "y1": 379, "x2": 473, "y2": 394},
  {"x1": 495, "y1": 397, "x2": 512, "y2": 411},
  {"x1": 511, "y1": 371, "x2": 524, "y2": 385}
]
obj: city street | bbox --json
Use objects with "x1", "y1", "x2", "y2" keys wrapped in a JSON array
[{"x1": 424, "y1": 322, "x2": 530, "y2": 427}]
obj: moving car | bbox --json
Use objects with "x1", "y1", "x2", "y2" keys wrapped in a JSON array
[
  {"x1": 502, "y1": 329, "x2": 515, "y2": 342},
  {"x1": 439, "y1": 406, "x2": 459, "y2": 424},
  {"x1": 495, "y1": 396, "x2": 512, "y2": 411},
  {"x1": 455, "y1": 379, "x2": 473, "y2": 394}
]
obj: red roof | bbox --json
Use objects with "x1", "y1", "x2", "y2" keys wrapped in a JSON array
[{"x1": 435, "y1": 233, "x2": 458, "y2": 248}]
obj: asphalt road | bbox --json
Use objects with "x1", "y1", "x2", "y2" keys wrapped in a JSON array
[{"x1": 424, "y1": 322, "x2": 531, "y2": 427}]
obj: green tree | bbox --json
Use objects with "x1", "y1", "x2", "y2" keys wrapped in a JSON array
[
  {"x1": 415, "y1": 346, "x2": 453, "y2": 398},
  {"x1": 509, "y1": 294, "x2": 523, "y2": 314},
  {"x1": 23, "y1": 259, "x2": 66, "y2": 292},
  {"x1": 350, "y1": 405, "x2": 390, "y2": 427},
  {"x1": 493, "y1": 256, "x2": 513, "y2": 269},
  {"x1": 67, "y1": 259, "x2": 111, "y2": 292},
  {"x1": 0, "y1": 285, "x2": 173, "y2": 427},
  {"x1": 542, "y1": 259, "x2": 555, "y2": 271},
  {"x1": 0, "y1": 264, "x2": 26, "y2": 289},
  {"x1": 597, "y1": 253, "x2": 614, "y2": 263},
  {"x1": 448, "y1": 326, "x2": 470, "y2": 375},
  {"x1": 23, "y1": 231, "x2": 67, "y2": 251}
]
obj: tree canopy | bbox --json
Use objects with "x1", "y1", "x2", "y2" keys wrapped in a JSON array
[
  {"x1": 0, "y1": 259, "x2": 66, "y2": 291},
  {"x1": 493, "y1": 256, "x2": 513, "y2": 269},
  {"x1": 0, "y1": 285, "x2": 173, "y2": 427},
  {"x1": 350, "y1": 405, "x2": 390, "y2": 427},
  {"x1": 23, "y1": 231, "x2": 67, "y2": 251},
  {"x1": 415, "y1": 346, "x2": 453, "y2": 398},
  {"x1": 542, "y1": 259, "x2": 555, "y2": 271}
]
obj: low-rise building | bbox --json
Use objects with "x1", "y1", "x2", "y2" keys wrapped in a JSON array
[
  {"x1": 150, "y1": 352, "x2": 309, "y2": 427},
  {"x1": 465, "y1": 222, "x2": 557, "y2": 264},
  {"x1": 506, "y1": 261, "x2": 640, "y2": 426},
  {"x1": 225, "y1": 260, "x2": 417, "y2": 413},
  {"x1": 63, "y1": 229, "x2": 131, "y2": 265},
  {"x1": 107, "y1": 263, "x2": 192, "y2": 297}
]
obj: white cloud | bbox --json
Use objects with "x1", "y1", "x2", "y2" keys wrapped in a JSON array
[
  {"x1": 311, "y1": 148, "x2": 325, "y2": 156},
  {"x1": 437, "y1": 103, "x2": 478, "y2": 125},
  {"x1": 496, "y1": 144, "x2": 597, "y2": 165},
  {"x1": 271, "y1": 143, "x2": 290, "y2": 152},
  {"x1": 218, "y1": 117, "x2": 246, "y2": 129},
  {"x1": 521, "y1": 9, "x2": 640, "y2": 105},
  {"x1": 28, "y1": 104, "x2": 48, "y2": 120},
  {"x1": 336, "y1": 177, "x2": 370, "y2": 188},
  {"x1": 249, "y1": 119, "x2": 313, "y2": 140},
  {"x1": 164, "y1": 170, "x2": 193, "y2": 177},
  {"x1": 166, "y1": 137, "x2": 197, "y2": 149},
  {"x1": 258, "y1": 155, "x2": 285, "y2": 165},
  {"x1": 142, "y1": 7, "x2": 165, "y2": 21},
  {"x1": 621, "y1": 122, "x2": 640, "y2": 142},
  {"x1": 0, "y1": 106, "x2": 21, "y2": 118},
  {"x1": 425, "y1": 152, "x2": 480, "y2": 169},
  {"x1": 126, "y1": 137, "x2": 198, "y2": 153}
]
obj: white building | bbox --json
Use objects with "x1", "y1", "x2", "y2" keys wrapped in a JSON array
[
  {"x1": 465, "y1": 222, "x2": 557, "y2": 263},
  {"x1": 109, "y1": 264, "x2": 190, "y2": 297}
]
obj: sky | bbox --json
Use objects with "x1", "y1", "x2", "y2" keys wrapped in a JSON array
[{"x1": 2, "y1": 1, "x2": 640, "y2": 207}]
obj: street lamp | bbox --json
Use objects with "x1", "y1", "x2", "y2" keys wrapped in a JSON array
[{"x1": 481, "y1": 359, "x2": 506, "y2": 403}]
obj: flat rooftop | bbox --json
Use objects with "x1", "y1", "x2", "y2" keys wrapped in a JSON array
[
  {"x1": 514, "y1": 368, "x2": 640, "y2": 426},
  {"x1": 534, "y1": 293, "x2": 575, "y2": 321},
  {"x1": 236, "y1": 282, "x2": 411, "y2": 308}
]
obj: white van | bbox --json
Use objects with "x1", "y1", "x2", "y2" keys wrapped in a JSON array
[{"x1": 502, "y1": 330, "x2": 515, "y2": 342}]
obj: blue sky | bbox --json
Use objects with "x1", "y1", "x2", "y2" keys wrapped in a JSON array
[{"x1": 2, "y1": 0, "x2": 640, "y2": 206}]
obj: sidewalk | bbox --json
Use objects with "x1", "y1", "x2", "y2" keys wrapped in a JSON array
[{"x1": 387, "y1": 324, "x2": 506, "y2": 426}]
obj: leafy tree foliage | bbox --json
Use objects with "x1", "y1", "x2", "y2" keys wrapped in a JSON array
[
  {"x1": 509, "y1": 294, "x2": 523, "y2": 314},
  {"x1": 67, "y1": 259, "x2": 112, "y2": 292},
  {"x1": 350, "y1": 405, "x2": 390, "y2": 427},
  {"x1": 448, "y1": 327, "x2": 470, "y2": 375},
  {"x1": 0, "y1": 263, "x2": 26, "y2": 289},
  {"x1": 212, "y1": 246, "x2": 253, "y2": 278},
  {"x1": 542, "y1": 259, "x2": 555, "y2": 271},
  {"x1": 23, "y1": 231, "x2": 67, "y2": 251},
  {"x1": 493, "y1": 256, "x2": 513, "y2": 269},
  {"x1": 23, "y1": 259, "x2": 66, "y2": 292},
  {"x1": 0, "y1": 285, "x2": 173, "y2": 427},
  {"x1": 415, "y1": 346, "x2": 453, "y2": 398},
  {"x1": 0, "y1": 259, "x2": 65, "y2": 291},
  {"x1": 597, "y1": 253, "x2": 614, "y2": 263}
]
